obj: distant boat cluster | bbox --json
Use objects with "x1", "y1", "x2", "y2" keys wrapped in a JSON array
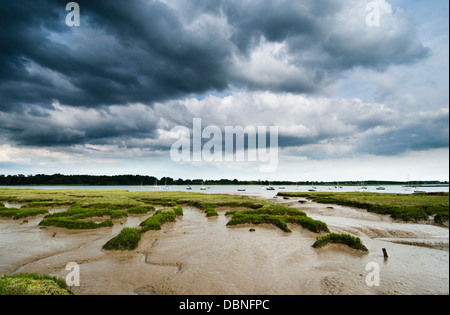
[{"x1": 142, "y1": 182, "x2": 442, "y2": 194}]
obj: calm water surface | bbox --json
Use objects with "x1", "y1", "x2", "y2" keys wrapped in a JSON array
[{"x1": 0, "y1": 184, "x2": 447, "y2": 198}]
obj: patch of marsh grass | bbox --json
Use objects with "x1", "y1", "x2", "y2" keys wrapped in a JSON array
[
  {"x1": 312, "y1": 233, "x2": 368, "y2": 251},
  {"x1": 102, "y1": 227, "x2": 141, "y2": 251},
  {"x1": 0, "y1": 206, "x2": 48, "y2": 220},
  {"x1": 278, "y1": 192, "x2": 449, "y2": 223},
  {"x1": 0, "y1": 273, "x2": 71, "y2": 295},
  {"x1": 104, "y1": 205, "x2": 183, "y2": 250}
]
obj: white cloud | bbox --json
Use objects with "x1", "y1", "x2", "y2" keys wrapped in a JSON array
[
  {"x1": 230, "y1": 39, "x2": 316, "y2": 92},
  {"x1": 0, "y1": 144, "x2": 65, "y2": 165}
]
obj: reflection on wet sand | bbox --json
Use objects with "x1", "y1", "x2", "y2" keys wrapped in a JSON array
[{"x1": 0, "y1": 199, "x2": 448, "y2": 295}]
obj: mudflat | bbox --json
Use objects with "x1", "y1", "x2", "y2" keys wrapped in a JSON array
[{"x1": 0, "y1": 194, "x2": 448, "y2": 295}]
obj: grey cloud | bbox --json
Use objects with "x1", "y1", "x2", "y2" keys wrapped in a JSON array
[
  {"x1": 0, "y1": 104, "x2": 160, "y2": 147},
  {"x1": 0, "y1": 0, "x2": 430, "y2": 113},
  {"x1": 289, "y1": 108, "x2": 449, "y2": 159},
  {"x1": 0, "y1": 91, "x2": 447, "y2": 161},
  {"x1": 158, "y1": 93, "x2": 448, "y2": 159},
  {"x1": 357, "y1": 109, "x2": 450, "y2": 156}
]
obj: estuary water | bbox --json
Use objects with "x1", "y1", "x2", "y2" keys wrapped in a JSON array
[{"x1": 0, "y1": 184, "x2": 448, "y2": 199}]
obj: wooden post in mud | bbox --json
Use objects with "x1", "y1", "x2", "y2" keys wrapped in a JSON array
[{"x1": 382, "y1": 248, "x2": 389, "y2": 260}]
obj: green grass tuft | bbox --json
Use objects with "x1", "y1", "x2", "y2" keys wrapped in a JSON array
[
  {"x1": 0, "y1": 207, "x2": 48, "y2": 220},
  {"x1": 139, "y1": 207, "x2": 181, "y2": 232},
  {"x1": 285, "y1": 216, "x2": 329, "y2": 233},
  {"x1": 111, "y1": 210, "x2": 128, "y2": 220},
  {"x1": 127, "y1": 205, "x2": 155, "y2": 214},
  {"x1": 105, "y1": 205, "x2": 184, "y2": 250},
  {"x1": 225, "y1": 203, "x2": 328, "y2": 233},
  {"x1": 312, "y1": 233, "x2": 368, "y2": 251},
  {"x1": 0, "y1": 273, "x2": 71, "y2": 295},
  {"x1": 39, "y1": 217, "x2": 113, "y2": 230},
  {"x1": 226, "y1": 212, "x2": 291, "y2": 232},
  {"x1": 103, "y1": 227, "x2": 141, "y2": 251}
]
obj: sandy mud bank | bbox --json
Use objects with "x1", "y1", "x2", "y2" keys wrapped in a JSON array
[{"x1": 1, "y1": 200, "x2": 448, "y2": 295}]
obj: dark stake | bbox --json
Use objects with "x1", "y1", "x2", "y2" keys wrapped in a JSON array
[{"x1": 382, "y1": 248, "x2": 389, "y2": 259}]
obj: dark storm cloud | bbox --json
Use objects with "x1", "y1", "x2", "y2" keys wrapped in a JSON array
[
  {"x1": 0, "y1": 0, "x2": 232, "y2": 112},
  {"x1": 1, "y1": 0, "x2": 429, "y2": 111},
  {"x1": 0, "y1": 0, "x2": 439, "y2": 157}
]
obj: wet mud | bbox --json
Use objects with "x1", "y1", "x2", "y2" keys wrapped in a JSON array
[{"x1": 0, "y1": 199, "x2": 448, "y2": 295}]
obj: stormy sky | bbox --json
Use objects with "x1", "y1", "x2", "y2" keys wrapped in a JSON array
[{"x1": 0, "y1": 0, "x2": 448, "y2": 181}]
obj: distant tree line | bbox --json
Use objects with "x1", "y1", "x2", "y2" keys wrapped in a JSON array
[{"x1": 0, "y1": 174, "x2": 447, "y2": 187}]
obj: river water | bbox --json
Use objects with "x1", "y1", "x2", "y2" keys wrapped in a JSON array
[
  {"x1": 0, "y1": 186, "x2": 448, "y2": 295},
  {"x1": 0, "y1": 184, "x2": 448, "y2": 197}
]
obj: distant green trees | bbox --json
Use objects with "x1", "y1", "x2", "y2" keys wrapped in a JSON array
[
  {"x1": 0, "y1": 174, "x2": 160, "y2": 186},
  {"x1": 1, "y1": 174, "x2": 447, "y2": 186}
]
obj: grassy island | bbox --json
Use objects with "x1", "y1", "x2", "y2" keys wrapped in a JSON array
[
  {"x1": 103, "y1": 205, "x2": 184, "y2": 251},
  {"x1": 0, "y1": 202, "x2": 49, "y2": 220},
  {"x1": 313, "y1": 233, "x2": 368, "y2": 251},
  {"x1": 225, "y1": 204, "x2": 329, "y2": 233},
  {"x1": 277, "y1": 191, "x2": 449, "y2": 224},
  {"x1": 0, "y1": 274, "x2": 71, "y2": 295},
  {"x1": 102, "y1": 227, "x2": 142, "y2": 251}
]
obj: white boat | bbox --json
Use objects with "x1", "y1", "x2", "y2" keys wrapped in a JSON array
[
  {"x1": 162, "y1": 178, "x2": 169, "y2": 190},
  {"x1": 356, "y1": 178, "x2": 368, "y2": 192},
  {"x1": 265, "y1": 181, "x2": 276, "y2": 191},
  {"x1": 308, "y1": 186, "x2": 319, "y2": 192},
  {"x1": 403, "y1": 175, "x2": 416, "y2": 191}
]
